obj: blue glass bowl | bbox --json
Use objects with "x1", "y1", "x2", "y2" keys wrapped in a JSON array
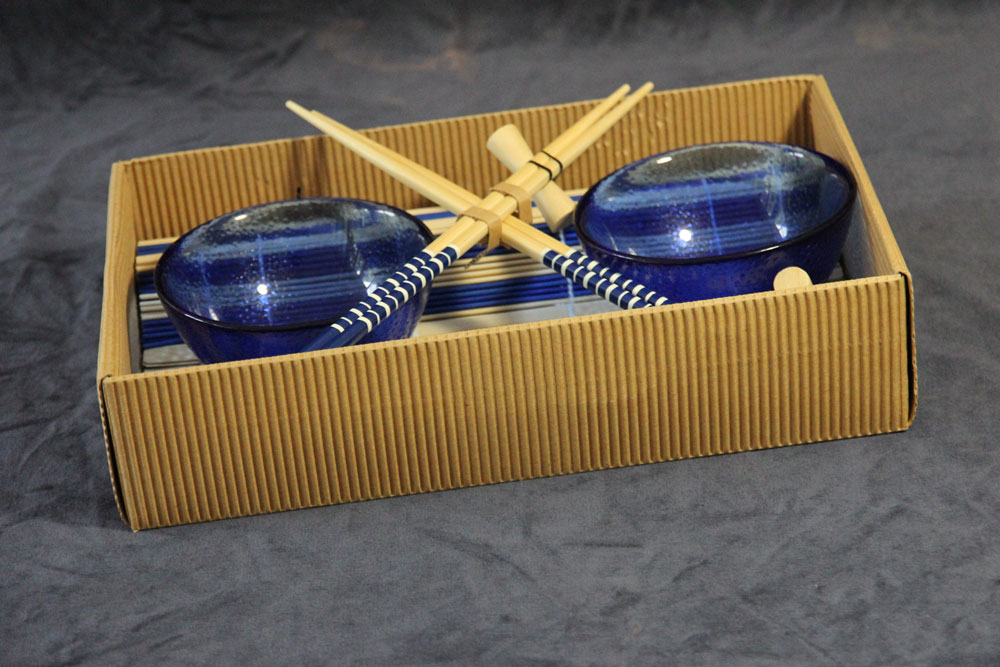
[
  {"x1": 574, "y1": 142, "x2": 857, "y2": 302},
  {"x1": 154, "y1": 197, "x2": 434, "y2": 363}
]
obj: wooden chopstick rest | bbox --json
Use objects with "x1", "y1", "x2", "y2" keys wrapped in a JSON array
[
  {"x1": 488, "y1": 124, "x2": 577, "y2": 232},
  {"x1": 773, "y1": 266, "x2": 813, "y2": 290}
]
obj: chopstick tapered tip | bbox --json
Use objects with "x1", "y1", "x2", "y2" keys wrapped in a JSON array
[{"x1": 285, "y1": 100, "x2": 310, "y2": 116}]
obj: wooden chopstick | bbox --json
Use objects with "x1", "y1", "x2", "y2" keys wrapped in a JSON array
[
  {"x1": 291, "y1": 87, "x2": 665, "y2": 303},
  {"x1": 286, "y1": 85, "x2": 662, "y2": 349},
  {"x1": 286, "y1": 85, "x2": 637, "y2": 253}
]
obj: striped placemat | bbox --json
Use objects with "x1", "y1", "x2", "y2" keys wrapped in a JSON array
[{"x1": 136, "y1": 193, "x2": 620, "y2": 370}]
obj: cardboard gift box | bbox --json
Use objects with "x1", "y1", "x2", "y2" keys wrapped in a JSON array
[{"x1": 97, "y1": 75, "x2": 916, "y2": 531}]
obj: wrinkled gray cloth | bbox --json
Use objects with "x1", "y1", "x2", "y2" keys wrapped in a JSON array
[{"x1": 2, "y1": 1, "x2": 998, "y2": 663}]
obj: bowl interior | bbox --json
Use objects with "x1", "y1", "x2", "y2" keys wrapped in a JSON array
[
  {"x1": 575, "y1": 142, "x2": 853, "y2": 262},
  {"x1": 156, "y1": 198, "x2": 432, "y2": 330}
]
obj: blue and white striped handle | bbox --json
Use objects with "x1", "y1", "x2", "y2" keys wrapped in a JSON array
[
  {"x1": 305, "y1": 244, "x2": 667, "y2": 352},
  {"x1": 541, "y1": 250, "x2": 668, "y2": 310},
  {"x1": 304, "y1": 245, "x2": 461, "y2": 351}
]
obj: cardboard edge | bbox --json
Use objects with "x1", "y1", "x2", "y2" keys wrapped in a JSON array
[
  {"x1": 351, "y1": 73, "x2": 820, "y2": 142},
  {"x1": 899, "y1": 270, "x2": 918, "y2": 425},
  {"x1": 118, "y1": 74, "x2": 821, "y2": 177},
  {"x1": 96, "y1": 376, "x2": 130, "y2": 528},
  {"x1": 114, "y1": 272, "x2": 905, "y2": 382}
]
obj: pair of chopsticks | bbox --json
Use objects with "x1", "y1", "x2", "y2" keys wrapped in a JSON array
[{"x1": 286, "y1": 83, "x2": 668, "y2": 351}]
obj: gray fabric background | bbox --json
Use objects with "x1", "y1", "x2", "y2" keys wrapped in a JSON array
[{"x1": 2, "y1": 1, "x2": 998, "y2": 663}]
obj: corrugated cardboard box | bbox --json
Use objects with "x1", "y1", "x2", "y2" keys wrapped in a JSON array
[{"x1": 96, "y1": 75, "x2": 916, "y2": 531}]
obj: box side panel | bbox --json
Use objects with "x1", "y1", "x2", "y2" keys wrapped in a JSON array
[
  {"x1": 97, "y1": 163, "x2": 140, "y2": 379},
  {"x1": 809, "y1": 77, "x2": 909, "y2": 278},
  {"x1": 106, "y1": 275, "x2": 910, "y2": 530},
  {"x1": 97, "y1": 163, "x2": 141, "y2": 525},
  {"x1": 125, "y1": 137, "x2": 329, "y2": 241},
  {"x1": 123, "y1": 76, "x2": 816, "y2": 241},
  {"x1": 368, "y1": 75, "x2": 816, "y2": 204},
  {"x1": 809, "y1": 77, "x2": 915, "y2": 418}
]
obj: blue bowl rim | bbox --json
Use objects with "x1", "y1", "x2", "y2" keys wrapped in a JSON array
[
  {"x1": 153, "y1": 196, "x2": 434, "y2": 334},
  {"x1": 573, "y1": 141, "x2": 858, "y2": 266}
]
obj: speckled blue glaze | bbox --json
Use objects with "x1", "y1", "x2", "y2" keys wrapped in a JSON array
[
  {"x1": 574, "y1": 142, "x2": 857, "y2": 302},
  {"x1": 154, "y1": 197, "x2": 433, "y2": 363}
]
